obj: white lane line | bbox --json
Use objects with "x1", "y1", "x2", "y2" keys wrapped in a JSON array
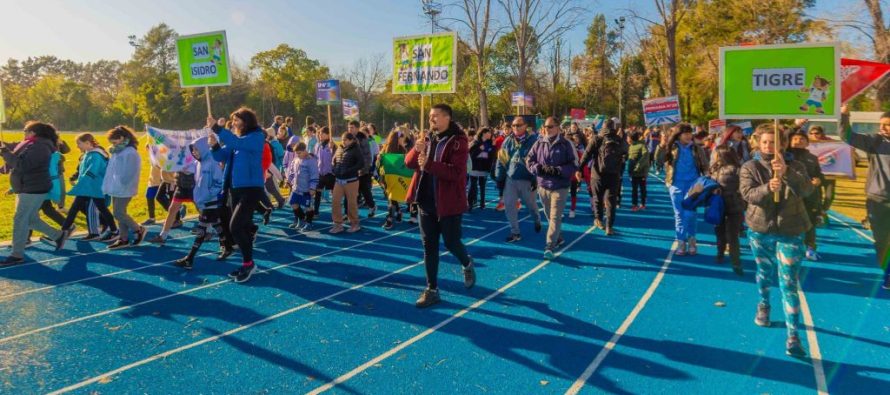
[
  {"x1": 0, "y1": 221, "x2": 333, "y2": 301},
  {"x1": 799, "y1": 290, "x2": 829, "y2": 395},
  {"x1": 306, "y1": 225, "x2": 596, "y2": 395},
  {"x1": 827, "y1": 213, "x2": 875, "y2": 243},
  {"x1": 46, "y1": 216, "x2": 522, "y2": 395},
  {"x1": 565, "y1": 241, "x2": 678, "y2": 395},
  {"x1": 0, "y1": 226, "x2": 413, "y2": 345}
]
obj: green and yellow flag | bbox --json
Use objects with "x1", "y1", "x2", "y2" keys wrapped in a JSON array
[{"x1": 378, "y1": 153, "x2": 413, "y2": 203}]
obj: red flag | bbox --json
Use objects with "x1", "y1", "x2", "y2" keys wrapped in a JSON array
[
  {"x1": 841, "y1": 58, "x2": 890, "y2": 104},
  {"x1": 570, "y1": 108, "x2": 586, "y2": 120}
]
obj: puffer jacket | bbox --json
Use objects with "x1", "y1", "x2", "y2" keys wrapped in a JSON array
[
  {"x1": 190, "y1": 136, "x2": 224, "y2": 210},
  {"x1": 495, "y1": 132, "x2": 537, "y2": 183},
  {"x1": 526, "y1": 134, "x2": 577, "y2": 190},
  {"x1": 332, "y1": 142, "x2": 364, "y2": 180},
  {"x1": 710, "y1": 164, "x2": 745, "y2": 215},
  {"x1": 355, "y1": 132, "x2": 373, "y2": 174},
  {"x1": 68, "y1": 148, "x2": 108, "y2": 199},
  {"x1": 788, "y1": 147, "x2": 824, "y2": 211},
  {"x1": 740, "y1": 152, "x2": 814, "y2": 236},
  {"x1": 1, "y1": 137, "x2": 55, "y2": 194}
]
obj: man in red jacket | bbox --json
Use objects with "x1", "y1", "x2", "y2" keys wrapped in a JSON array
[{"x1": 406, "y1": 103, "x2": 476, "y2": 308}]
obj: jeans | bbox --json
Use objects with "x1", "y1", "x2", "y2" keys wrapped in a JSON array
[
  {"x1": 419, "y1": 209, "x2": 470, "y2": 290},
  {"x1": 467, "y1": 175, "x2": 487, "y2": 209},
  {"x1": 750, "y1": 231, "x2": 805, "y2": 338},
  {"x1": 668, "y1": 178, "x2": 698, "y2": 241}
]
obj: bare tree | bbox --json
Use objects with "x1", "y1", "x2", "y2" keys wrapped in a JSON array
[
  {"x1": 498, "y1": 0, "x2": 586, "y2": 93},
  {"x1": 547, "y1": 36, "x2": 566, "y2": 115},
  {"x1": 444, "y1": 0, "x2": 501, "y2": 127},
  {"x1": 627, "y1": 0, "x2": 694, "y2": 96},
  {"x1": 345, "y1": 53, "x2": 389, "y2": 112}
]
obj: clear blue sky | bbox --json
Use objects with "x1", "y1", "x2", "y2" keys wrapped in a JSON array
[{"x1": 0, "y1": 0, "x2": 865, "y2": 71}]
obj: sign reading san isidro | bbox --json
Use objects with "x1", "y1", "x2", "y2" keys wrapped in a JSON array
[
  {"x1": 175, "y1": 30, "x2": 232, "y2": 88},
  {"x1": 392, "y1": 32, "x2": 457, "y2": 94},
  {"x1": 719, "y1": 42, "x2": 840, "y2": 120}
]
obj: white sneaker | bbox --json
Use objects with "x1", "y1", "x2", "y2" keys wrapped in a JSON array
[{"x1": 569, "y1": 210, "x2": 576, "y2": 219}]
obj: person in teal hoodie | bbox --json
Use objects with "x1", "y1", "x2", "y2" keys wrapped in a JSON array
[
  {"x1": 60, "y1": 133, "x2": 117, "y2": 241},
  {"x1": 495, "y1": 117, "x2": 541, "y2": 242},
  {"x1": 173, "y1": 135, "x2": 226, "y2": 270}
]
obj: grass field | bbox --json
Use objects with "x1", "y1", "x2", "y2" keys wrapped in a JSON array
[
  {"x1": 0, "y1": 131, "x2": 159, "y2": 242},
  {"x1": 0, "y1": 131, "x2": 873, "y2": 242}
]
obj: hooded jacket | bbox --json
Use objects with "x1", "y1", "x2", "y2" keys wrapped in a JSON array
[
  {"x1": 190, "y1": 136, "x2": 225, "y2": 210},
  {"x1": 287, "y1": 153, "x2": 320, "y2": 194},
  {"x1": 405, "y1": 121, "x2": 469, "y2": 218},
  {"x1": 526, "y1": 133, "x2": 577, "y2": 190},
  {"x1": 1, "y1": 137, "x2": 56, "y2": 194},
  {"x1": 102, "y1": 145, "x2": 141, "y2": 198},
  {"x1": 68, "y1": 148, "x2": 109, "y2": 199},
  {"x1": 740, "y1": 151, "x2": 814, "y2": 236},
  {"x1": 313, "y1": 139, "x2": 335, "y2": 176},
  {"x1": 210, "y1": 124, "x2": 266, "y2": 189}
]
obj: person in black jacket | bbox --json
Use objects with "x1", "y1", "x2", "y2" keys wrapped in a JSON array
[
  {"x1": 709, "y1": 144, "x2": 745, "y2": 276},
  {"x1": 577, "y1": 119, "x2": 628, "y2": 235},
  {"x1": 788, "y1": 129, "x2": 825, "y2": 261},
  {"x1": 330, "y1": 131, "x2": 365, "y2": 234},
  {"x1": 467, "y1": 127, "x2": 495, "y2": 211},
  {"x1": 1, "y1": 121, "x2": 66, "y2": 265}
]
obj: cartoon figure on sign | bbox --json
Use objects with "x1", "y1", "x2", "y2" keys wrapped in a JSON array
[
  {"x1": 399, "y1": 43, "x2": 411, "y2": 66},
  {"x1": 211, "y1": 39, "x2": 224, "y2": 64},
  {"x1": 799, "y1": 76, "x2": 830, "y2": 115}
]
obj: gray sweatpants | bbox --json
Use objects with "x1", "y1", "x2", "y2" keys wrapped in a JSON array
[
  {"x1": 12, "y1": 193, "x2": 62, "y2": 257},
  {"x1": 503, "y1": 178, "x2": 541, "y2": 235},
  {"x1": 539, "y1": 187, "x2": 568, "y2": 247}
]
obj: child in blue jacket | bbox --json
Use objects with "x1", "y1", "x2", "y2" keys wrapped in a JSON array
[
  {"x1": 60, "y1": 133, "x2": 117, "y2": 242},
  {"x1": 174, "y1": 136, "x2": 226, "y2": 269}
]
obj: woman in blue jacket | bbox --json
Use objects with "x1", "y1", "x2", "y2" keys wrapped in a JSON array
[{"x1": 207, "y1": 107, "x2": 266, "y2": 284}]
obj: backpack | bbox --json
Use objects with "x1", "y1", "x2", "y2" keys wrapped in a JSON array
[
  {"x1": 597, "y1": 134, "x2": 624, "y2": 174},
  {"x1": 633, "y1": 149, "x2": 651, "y2": 175}
]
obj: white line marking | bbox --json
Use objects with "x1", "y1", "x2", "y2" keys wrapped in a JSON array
[
  {"x1": 565, "y1": 241, "x2": 678, "y2": 395},
  {"x1": 827, "y1": 213, "x2": 874, "y2": 243},
  {"x1": 799, "y1": 290, "x2": 829, "y2": 395},
  {"x1": 306, "y1": 225, "x2": 596, "y2": 395},
  {"x1": 46, "y1": 217, "x2": 521, "y2": 395}
]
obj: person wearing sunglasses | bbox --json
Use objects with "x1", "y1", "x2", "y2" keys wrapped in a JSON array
[
  {"x1": 527, "y1": 117, "x2": 578, "y2": 259},
  {"x1": 494, "y1": 117, "x2": 543, "y2": 243}
]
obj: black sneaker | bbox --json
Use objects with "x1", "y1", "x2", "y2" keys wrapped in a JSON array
[
  {"x1": 217, "y1": 248, "x2": 234, "y2": 261},
  {"x1": 99, "y1": 231, "x2": 120, "y2": 243},
  {"x1": 230, "y1": 264, "x2": 257, "y2": 283},
  {"x1": 81, "y1": 233, "x2": 102, "y2": 242},
  {"x1": 171, "y1": 220, "x2": 184, "y2": 229},
  {"x1": 382, "y1": 218, "x2": 394, "y2": 230},
  {"x1": 786, "y1": 335, "x2": 807, "y2": 357},
  {"x1": 55, "y1": 228, "x2": 73, "y2": 251},
  {"x1": 148, "y1": 234, "x2": 167, "y2": 245},
  {"x1": 132, "y1": 226, "x2": 147, "y2": 246},
  {"x1": 463, "y1": 257, "x2": 476, "y2": 289},
  {"x1": 543, "y1": 248, "x2": 555, "y2": 260},
  {"x1": 534, "y1": 222, "x2": 542, "y2": 233},
  {"x1": 108, "y1": 239, "x2": 129, "y2": 250},
  {"x1": 262, "y1": 209, "x2": 272, "y2": 225},
  {"x1": 396, "y1": 211, "x2": 403, "y2": 223},
  {"x1": 367, "y1": 206, "x2": 376, "y2": 218},
  {"x1": 140, "y1": 218, "x2": 156, "y2": 226},
  {"x1": 554, "y1": 237, "x2": 565, "y2": 248},
  {"x1": 173, "y1": 257, "x2": 194, "y2": 270},
  {"x1": 415, "y1": 288, "x2": 441, "y2": 308},
  {"x1": 1, "y1": 256, "x2": 25, "y2": 266},
  {"x1": 505, "y1": 233, "x2": 522, "y2": 243}
]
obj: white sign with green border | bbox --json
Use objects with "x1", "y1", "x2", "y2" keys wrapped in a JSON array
[
  {"x1": 175, "y1": 30, "x2": 232, "y2": 88},
  {"x1": 719, "y1": 42, "x2": 841, "y2": 120}
]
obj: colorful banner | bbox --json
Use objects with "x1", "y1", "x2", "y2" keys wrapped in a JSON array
[
  {"x1": 316, "y1": 80, "x2": 341, "y2": 106},
  {"x1": 175, "y1": 31, "x2": 231, "y2": 88},
  {"x1": 378, "y1": 153, "x2": 413, "y2": 203},
  {"x1": 570, "y1": 108, "x2": 586, "y2": 120},
  {"x1": 720, "y1": 42, "x2": 841, "y2": 119},
  {"x1": 511, "y1": 92, "x2": 525, "y2": 106},
  {"x1": 392, "y1": 32, "x2": 457, "y2": 94},
  {"x1": 708, "y1": 119, "x2": 727, "y2": 133},
  {"x1": 0, "y1": 81, "x2": 6, "y2": 123},
  {"x1": 146, "y1": 126, "x2": 210, "y2": 172},
  {"x1": 808, "y1": 141, "x2": 856, "y2": 179},
  {"x1": 841, "y1": 58, "x2": 890, "y2": 104},
  {"x1": 342, "y1": 99, "x2": 359, "y2": 121},
  {"x1": 642, "y1": 95, "x2": 681, "y2": 126}
]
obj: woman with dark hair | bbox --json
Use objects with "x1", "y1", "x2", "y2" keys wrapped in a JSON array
[
  {"x1": 1, "y1": 121, "x2": 66, "y2": 264},
  {"x1": 330, "y1": 131, "x2": 365, "y2": 233},
  {"x1": 709, "y1": 144, "x2": 745, "y2": 275},
  {"x1": 568, "y1": 132, "x2": 590, "y2": 218},
  {"x1": 379, "y1": 130, "x2": 408, "y2": 229},
  {"x1": 467, "y1": 127, "x2": 494, "y2": 211},
  {"x1": 102, "y1": 125, "x2": 145, "y2": 249},
  {"x1": 207, "y1": 107, "x2": 267, "y2": 283},
  {"x1": 660, "y1": 123, "x2": 709, "y2": 255},
  {"x1": 718, "y1": 125, "x2": 751, "y2": 163}
]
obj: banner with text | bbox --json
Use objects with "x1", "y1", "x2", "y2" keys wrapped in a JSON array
[
  {"x1": 175, "y1": 31, "x2": 231, "y2": 88},
  {"x1": 146, "y1": 126, "x2": 210, "y2": 173},
  {"x1": 392, "y1": 32, "x2": 457, "y2": 94},
  {"x1": 316, "y1": 80, "x2": 341, "y2": 106},
  {"x1": 720, "y1": 42, "x2": 840, "y2": 119},
  {"x1": 642, "y1": 96, "x2": 681, "y2": 126}
]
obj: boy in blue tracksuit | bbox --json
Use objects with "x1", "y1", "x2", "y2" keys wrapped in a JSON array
[{"x1": 174, "y1": 136, "x2": 226, "y2": 269}]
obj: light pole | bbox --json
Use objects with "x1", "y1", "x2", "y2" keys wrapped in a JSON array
[
  {"x1": 422, "y1": 0, "x2": 441, "y2": 34},
  {"x1": 128, "y1": 35, "x2": 140, "y2": 130},
  {"x1": 614, "y1": 16, "x2": 626, "y2": 128}
]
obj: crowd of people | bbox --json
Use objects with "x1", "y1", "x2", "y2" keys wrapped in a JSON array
[{"x1": 1, "y1": 102, "x2": 888, "y2": 359}]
